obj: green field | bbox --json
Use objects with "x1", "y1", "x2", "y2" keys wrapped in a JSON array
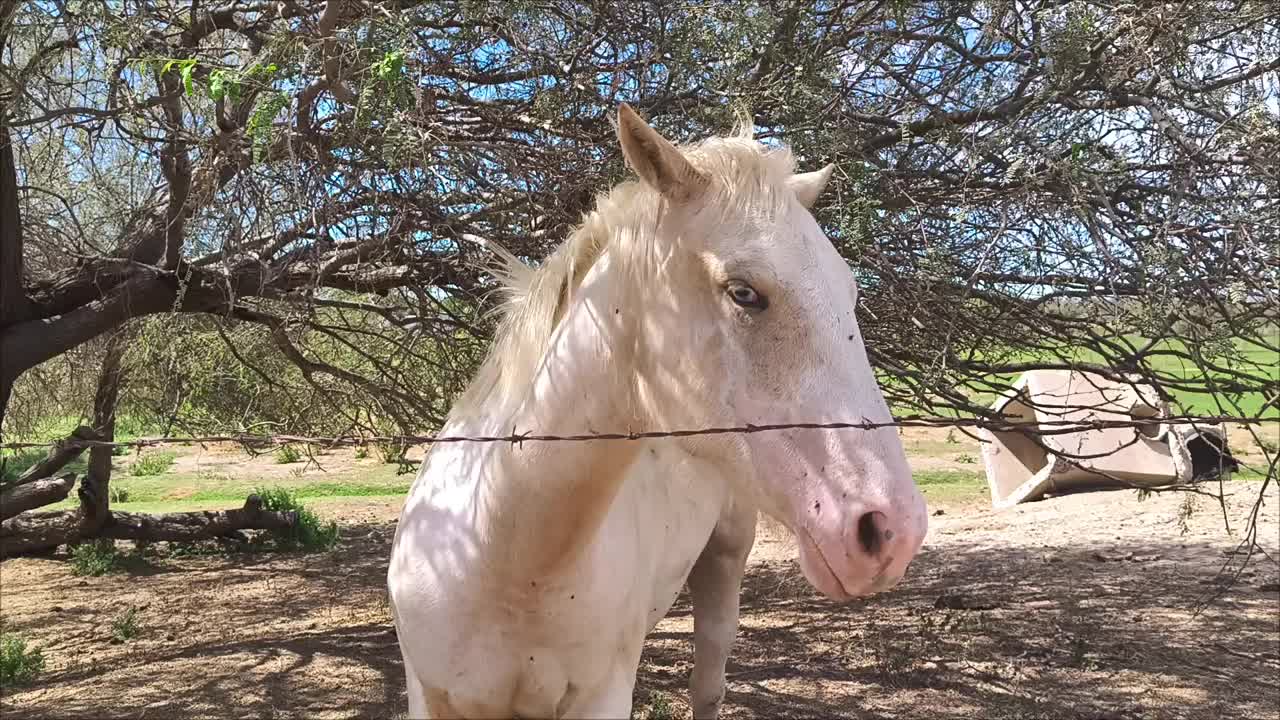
[
  {"x1": 884, "y1": 332, "x2": 1279, "y2": 418},
  {"x1": 0, "y1": 435, "x2": 1004, "y2": 516},
  {"x1": 80, "y1": 462, "x2": 409, "y2": 514},
  {"x1": 0, "y1": 439, "x2": 415, "y2": 514}
]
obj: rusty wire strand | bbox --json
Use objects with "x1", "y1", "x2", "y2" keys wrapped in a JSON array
[{"x1": 2, "y1": 413, "x2": 1273, "y2": 451}]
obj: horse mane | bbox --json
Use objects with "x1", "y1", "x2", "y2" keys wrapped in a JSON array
[{"x1": 449, "y1": 117, "x2": 798, "y2": 421}]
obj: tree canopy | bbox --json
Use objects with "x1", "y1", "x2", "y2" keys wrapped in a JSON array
[{"x1": 2, "y1": 0, "x2": 1276, "y2": 442}]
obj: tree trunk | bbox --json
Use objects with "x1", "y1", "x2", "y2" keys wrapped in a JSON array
[
  {"x1": 0, "y1": 495, "x2": 299, "y2": 558},
  {"x1": 0, "y1": 93, "x2": 27, "y2": 330},
  {"x1": 78, "y1": 330, "x2": 128, "y2": 536},
  {"x1": 0, "y1": 474, "x2": 76, "y2": 521},
  {"x1": 0, "y1": 60, "x2": 32, "y2": 426},
  {"x1": 0, "y1": 374, "x2": 11, "y2": 434},
  {"x1": 6, "y1": 426, "x2": 97, "y2": 488}
]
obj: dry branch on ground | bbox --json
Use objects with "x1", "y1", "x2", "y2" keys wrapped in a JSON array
[{"x1": 0, "y1": 494, "x2": 298, "y2": 558}]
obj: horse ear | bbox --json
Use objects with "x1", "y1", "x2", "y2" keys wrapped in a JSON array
[
  {"x1": 788, "y1": 164, "x2": 835, "y2": 208},
  {"x1": 616, "y1": 103, "x2": 709, "y2": 203}
]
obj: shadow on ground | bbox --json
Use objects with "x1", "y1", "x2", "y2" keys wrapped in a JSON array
[
  {"x1": 2, "y1": 502, "x2": 1277, "y2": 720},
  {"x1": 638, "y1": 536, "x2": 1279, "y2": 719}
]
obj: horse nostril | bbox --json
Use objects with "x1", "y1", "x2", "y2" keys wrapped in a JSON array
[{"x1": 857, "y1": 511, "x2": 889, "y2": 556}]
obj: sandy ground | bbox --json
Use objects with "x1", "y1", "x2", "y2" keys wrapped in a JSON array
[{"x1": 1, "y1": 430, "x2": 1277, "y2": 719}]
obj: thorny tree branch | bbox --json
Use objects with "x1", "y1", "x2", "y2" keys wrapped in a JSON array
[{"x1": 1, "y1": 2, "x2": 1276, "y2": 576}]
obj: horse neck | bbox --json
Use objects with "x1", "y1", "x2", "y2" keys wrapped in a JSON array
[{"x1": 469, "y1": 255, "x2": 647, "y2": 579}]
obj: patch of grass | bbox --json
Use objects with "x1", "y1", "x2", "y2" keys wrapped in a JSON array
[
  {"x1": 904, "y1": 439, "x2": 967, "y2": 457},
  {"x1": 0, "y1": 449, "x2": 43, "y2": 485},
  {"x1": 112, "y1": 415, "x2": 163, "y2": 443},
  {"x1": 186, "y1": 481, "x2": 412, "y2": 503},
  {"x1": 1064, "y1": 635, "x2": 1098, "y2": 670},
  {"x1": 354, "y1": 445, "x2": 369, "y2": 459},
  {"x1": 1235, "y1": 465, "x2": 1269, "y2": 482},
  {"x1": 0, "y1": 628, "x2": 45, "y2": 687},
  {"x1": 914, "y1": 469, "x2": 988, "y2": 503},
  {"x1": 1, "y1": 448, "x2": 89, "y2": 485},
  {"x1": 914, "y1": 469, "x2": 985, "y2": 485},
  {"x1": 110, "y1": 607, "x2": 142, "y2": 643},
  {"x1": 42, "y1": 451, "x2": 410, "y2": 514},
  {"x1": 866, "y1": 629, "x2": 923, "y2": 686},
  {"x1": 129, "y1": 451, "x2": 175, "y2": 477},
  {"x1": 166, "y1": 540, "x2": 241, "y2": 558},
  {"x1": 254, "y1": 486, "x2": 339, "y2": 551},
  {"x1": 109, "y1": 485, "x2": 131, "y2": 503},
  {"x1": 884, "y1": 329, "x2": 1280, "y2": 421},
  {"x1": 955, "y1": 453, "x2": 977, "y2": 464},
  {"x1": 640, "y1": 691, "x2": 675, "y2": 720},
  {"x1": 376, "y1": 440, "x2": 407, "y2": 465},
  {"x1": 80, "y1": 494, "x2": 405, "y2": 515},
  {"x1": 962, "y1": 334, "x2": 1279, "y2": 418},
  {"x1": 276, "y1": 444, "x2": 302, "y2": 464},
  {"x1": 69, "y1": 542, "x2": 122, "y2": 576}
]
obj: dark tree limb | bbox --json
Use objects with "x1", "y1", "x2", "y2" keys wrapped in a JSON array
[
  {"x1": 0, "y1": 473, "x2": 76, "y2": 521},
  {"x1": 7, "y1": 426, "x2": 97, "y2": 487},
  {"x1": 1, "y1": 262, "x2": 219, "y2": 385},
  {"x1": 1, "y1": 252, "x2": 472, "y2": 414},
  {"x1": 0, "y1": 495, "x2": 298, "y2": 558}
]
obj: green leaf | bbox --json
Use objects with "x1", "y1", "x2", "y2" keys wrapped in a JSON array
[
  {"x1": 247, "y1": 63, "x2": 279, "y2": 80},
  {"x1": 180, "y1": 63, "x2": 195, "y2": 96},
  {"x1": 247, "y1": 91, "x2": 291, "y2": 163},
  {"x1": 205, "y1": 68, "x2": 241, "y2": 103},
  {"x1": 208, "y1": 70, "x2": 225, "y2": 101},
  {"x1": 376, "y1": 50, "x2": 405, "y2": 82}
]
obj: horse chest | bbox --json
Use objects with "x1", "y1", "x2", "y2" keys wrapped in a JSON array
[
  {"x1": 389, "y1": 441, "x2": 731, "y2": 714},
  {"x1": 613, "y1": 445, "x2": 729, "y2": 625}
]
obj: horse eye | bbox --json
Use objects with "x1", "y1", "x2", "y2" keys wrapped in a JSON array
[{"x1": 727, "y1": 281, "x2": 767, "y2": 310}]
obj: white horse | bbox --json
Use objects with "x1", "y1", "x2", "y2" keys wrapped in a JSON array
[{"x1": 387, "y1": 104, "x2": 928, "y2": 719}]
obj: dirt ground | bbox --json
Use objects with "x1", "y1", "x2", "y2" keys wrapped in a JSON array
[{"x1": 1, "y1": 432, "x2": 1277, "y2": 719}]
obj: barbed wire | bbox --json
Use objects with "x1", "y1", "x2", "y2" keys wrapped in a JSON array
[{"x1": 2, "y1": 413, "x2": 1274, "y2": 451}]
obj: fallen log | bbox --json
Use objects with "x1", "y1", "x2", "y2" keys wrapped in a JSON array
[
  {"x1": 0, "y1": 508, "x2": 82, "y2": 558},
  {"x1": 0, "y1": 495, "x2": 298, "y2": 558},
  {"x1": 100, "y1": 495, "x2": 298, "y2": 542},
  {"x1": 7, "y1": 426, "x2": 97, "y2": 488},
  {"x1": 0, "y1": 473, "x2": 76, "y2": 521}
]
